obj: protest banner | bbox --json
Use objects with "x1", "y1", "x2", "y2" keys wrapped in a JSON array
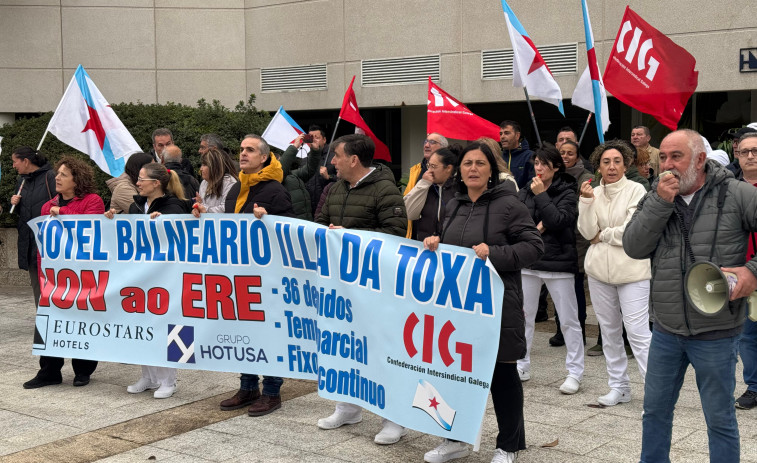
[{"x1": 29, "y1": 214, "x2": 503, "y2": 444}]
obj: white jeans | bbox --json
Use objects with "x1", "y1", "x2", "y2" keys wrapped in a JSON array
[
  {"x1": 140, "y1": 365, "x2": 177, "y2": 387},
  {"x1": 519, "y1": 270, "x2": 585, "y2": 381},
  {"x1": 588, "y1": 277, "x2": 651, "y2": 392}
]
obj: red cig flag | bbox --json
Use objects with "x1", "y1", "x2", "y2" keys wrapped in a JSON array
[{"x1": 603, "y1": 6, "x2": 698, "y2": 130}]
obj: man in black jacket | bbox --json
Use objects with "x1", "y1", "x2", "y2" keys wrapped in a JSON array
[{"x1": 162, "y1": 145, "x2": 199, "y2": 200}]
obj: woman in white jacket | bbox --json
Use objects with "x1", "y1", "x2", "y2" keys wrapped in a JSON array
[{"x1": 578, "y1": 140, "x2": 651, "y2": 406}]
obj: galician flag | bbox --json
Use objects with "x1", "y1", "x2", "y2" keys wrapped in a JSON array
[
  {"x1": 262, "y1": 106, "x2": 310, "y2": 159},
  {"x1": 500, "y1": 0, "x2": 564, "y2": 115},
  {"x1": 571, "y1": 0, "x2": 610, "y2": 142},
  {"x1": 45, "y1": 65, "x2": 141, "y2": 177},
  {"x1": 412, "y1": 379, "x2": 456, "y2": 431}
]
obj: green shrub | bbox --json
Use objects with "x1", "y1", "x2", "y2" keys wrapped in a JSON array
[{"x1": 0, "y1": 95, "x2": 270, "y2": 227}]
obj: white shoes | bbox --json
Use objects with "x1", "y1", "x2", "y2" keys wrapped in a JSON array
[
  {"x1": 598, "y1": 389, "x2": 631, "y2": 406},
  {"x1": 374, "y1": 419, "x2": 408, "y2": 445},
  {"x1": 424, "y1": 439, "x2": 470, "y2": 462},
  {"x1": 317, "y1": 408, "x2": 362, "y2": 430},
  {"x1": 153, "y1": 384, "x2": 176, "y2": 399},
  {"x1": 491, "y1": 448, "x2": 518, "y2": 463},
  {"x1": 517, "y1": 368, "x2": 530, "y2": 382},
  {"x1": 559, "y1": 376, "x2": 580, "y2": 395},
  {"x1": 126, "y1": 377, "x2": 159, "y2": 394}
]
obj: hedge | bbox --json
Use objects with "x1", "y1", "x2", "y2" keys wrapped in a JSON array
[{"x1": 0, "y1": 95, "x2": 271, "y2": 227}]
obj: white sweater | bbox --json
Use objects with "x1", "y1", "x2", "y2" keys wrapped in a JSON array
[{"x1": 577, "y1": 175, "x2": 651, "y2": 284}]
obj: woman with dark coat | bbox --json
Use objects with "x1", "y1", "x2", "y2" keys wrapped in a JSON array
[
  {"x1": 106, "y1": 162, "x2": 191, "y2": 398},
  {"x1": 24, "y1": 156, "x2": 105, "y2": 389},
  {"x1": 424, "y1": 141, "x2": 543, "y2": 463},
  {"x1": 403, "y1": 146, "x2": 459, "y2": 241},
  {"x1": 10, "y1": 146, "x2": 57, "y2": 305},
  {"x1": 517, "y1": 144, "x2": 584, "y2": 395}
]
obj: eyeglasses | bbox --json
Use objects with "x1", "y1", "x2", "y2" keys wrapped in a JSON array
[
  {"x1": 738, "y1": 148, "x2": 757, "y2": 158},
  {"x1": 427, "y1": 164, "x2": 440, "y2": 170},
  {"x1": 423, "y1": 139, "x2": 441, "y2": 146},
  {"x1": 137, "y1": 177, "x2": 158, "y2": 182}
]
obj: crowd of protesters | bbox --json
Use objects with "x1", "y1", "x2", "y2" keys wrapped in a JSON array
[{"x1": 9, "y1": 119, "x2": 757, "y2": 463}]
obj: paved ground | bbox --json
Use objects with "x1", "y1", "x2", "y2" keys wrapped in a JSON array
[{"x1": 2, "y1": 284, "x2": 757, "y2": 463}]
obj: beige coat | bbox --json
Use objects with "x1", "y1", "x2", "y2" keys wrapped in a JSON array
[
  {"x1": 578, "y1": 175, "x2": 650, "y2": 285},
  {"x1": 106, "y1": 173, "x2": 137, "y2": 213}
]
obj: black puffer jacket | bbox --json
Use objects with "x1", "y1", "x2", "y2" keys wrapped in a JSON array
[
  {"x1": 519, "y1": 173, "x2": 578, "y2": 274},
  {"x1": 441, "y1": 182, "x2": 544, "y2": 362},
  {"x1": 14, "y1": 165, "x2": 56, "y2": 270},
  {"x1": 129, "y1": 194, "x2": 192, "y2": 214},
  {"x1": 164, "y1": 161, "x2": 200, "y2": 200},
  {"x1": 280, "y1": 145, "x2": 320, "y2": 221},
  {"x1": 225, "y1": 180, "x2": 294, "y2": 217},
  {"x1": 315, "y1": 165, "x2": 406, "y2": 237}
]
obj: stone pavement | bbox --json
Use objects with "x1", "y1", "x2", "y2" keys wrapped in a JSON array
[{"x1": 2, "y1": 284, "x2": 757, "y2": 463}]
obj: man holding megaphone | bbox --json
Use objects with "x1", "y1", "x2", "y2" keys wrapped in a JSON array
[{"x1": 623, "y1": 129, "x2": 757, "y2": 463}]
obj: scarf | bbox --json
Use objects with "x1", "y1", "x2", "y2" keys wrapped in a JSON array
[{"x1": 234, "y1": 155, "x2": 284, "y2": 213}]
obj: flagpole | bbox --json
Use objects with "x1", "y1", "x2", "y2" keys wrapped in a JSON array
[
  {"x1": 578, "y1": 112, "x2": 593, "y2": 146},
  {"x1": 36, "y1": 130, "x2": 50, "y2": 151},
  {"x1": 324, "y1": 118, "x2": 341, "y2": 166},
  {"x1": 523, "y1": 88, "x2": 542, "y2": 145}
]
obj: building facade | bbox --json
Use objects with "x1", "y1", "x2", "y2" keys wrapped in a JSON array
[{"x1": 1, "y1": 0, "x2": 755, "y2": 174}]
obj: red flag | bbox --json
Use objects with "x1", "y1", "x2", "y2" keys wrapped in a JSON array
[
  {"x1": 427, "y1": 78, "x2": 500, "y2": 141},
  {"x1": 603, "y1": 6, "x2": 698, "y2": 130},
  {"x1": 338, "y1": 76, "x2": 391, "y2": 162}
]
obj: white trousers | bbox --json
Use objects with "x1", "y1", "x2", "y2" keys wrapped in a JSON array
[
  {"x1": 518, "y1": 270, "x2": 585, "y2": 381},
  {"x1": 140, "y1": 365, "x2": 177, "y2": 387},
  {"x1": 587, "y1": 277, "x2": 651, "y2": 392}
]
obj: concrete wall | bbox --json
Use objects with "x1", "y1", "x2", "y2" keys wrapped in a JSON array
[
  {"x1": 0, "y1": 229, "x2": 30, "y2": 286},
  {"x1": 1, "y1": 0, "x2": 755, "y2": 114}
]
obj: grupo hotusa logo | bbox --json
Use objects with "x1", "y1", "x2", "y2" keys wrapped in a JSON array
[
  {"x1": 198, "y1": 334, "x2": 269, "y2": 363},
  {"x1": 167, "y1": 324, "x2": 195, "y2": 363}
]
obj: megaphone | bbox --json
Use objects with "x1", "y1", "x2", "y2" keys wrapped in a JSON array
[{"x1": 684, "y1": 261, "x2": 757, "y2": 321}]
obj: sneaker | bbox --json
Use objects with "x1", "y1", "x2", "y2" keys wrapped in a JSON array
[
  {"x1": 559, "y1": 376, "x2": 580, "y2": 395},
  {"x1": 587, "y1": 344, "x2": 604, "y2": 356},
  {"x1": 517, "y1": 368, "x2": 530, "y2": 382},
  {"x1": 247, "y1": 394, "x2": 281, "y2": 416},
  {"x1": 73, "y1": 375, "x2": 90, "y2": 387},
  {"x1": 153, "y1": 384, "x2": 176, "y2": 399},
  {"x1": 374, "y1": 420, "x2": 408, "y2": 445},
  {"x1": 424, "y1": 439, "x2": 470, "y2": 463},
  {"x1": 127, "y1": 377, "x2": 160, "y2": 394},
  {"x1": 317, "y1": 408, "x2": 362, "y2": 429},
  {"x1": 23, "y1": 376, "x2": 62, "y2": 389},
  {"x1": 491, "y1": 448, "x2": 518, "y2": 463},
  {"x1": 736, "y1": 389, "x2": 757, "y2": 410},
  {"x1": 220, "y1": 389, "x2": 260, "y2": 410},
  {"x1": 549, "y1": 332, "x2": 565, "y2": 347},
  {"x1": 598, "y1": 389, "x2": 631, "y2": 406}
]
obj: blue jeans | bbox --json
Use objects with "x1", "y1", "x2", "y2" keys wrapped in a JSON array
[
  {"x1": 240, "y1": 374, "x2": 283, "y2": 396},
  {"x1": 640, "y1": 328, "x2": 739, "y2": 463},
  {"x1": 739, "y1": 319, "x2": 757, "y2": 392}
]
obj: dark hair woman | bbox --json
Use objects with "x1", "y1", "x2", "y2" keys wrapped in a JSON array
[
  {"x1": 105, "y1": 161, "x2": 191, "y2": 399},
  {"x1": 578, "y1": 139, "x2": 651, "y2": 407},
  {"x1": 23, "y1": 156, "x2": 105, "y2": 390},
  {"x1": 517, "y1": 144, "x2": 584, "y2": 396},
  {"x1": 10, "y1": 146, "x2": 56, "y2": 306},
  {"x1": 423, "y1": 140, "x2": 543, "y2": 462},
  {"x1": 403, "y1": 145, "x2": 460, "y2": 240},
  {"x1": 106, "y1": 153, "x2": 155, "y2": 213},
  {"x1": 192, "y1": 147, "x2": 239, "y2": 216}
]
